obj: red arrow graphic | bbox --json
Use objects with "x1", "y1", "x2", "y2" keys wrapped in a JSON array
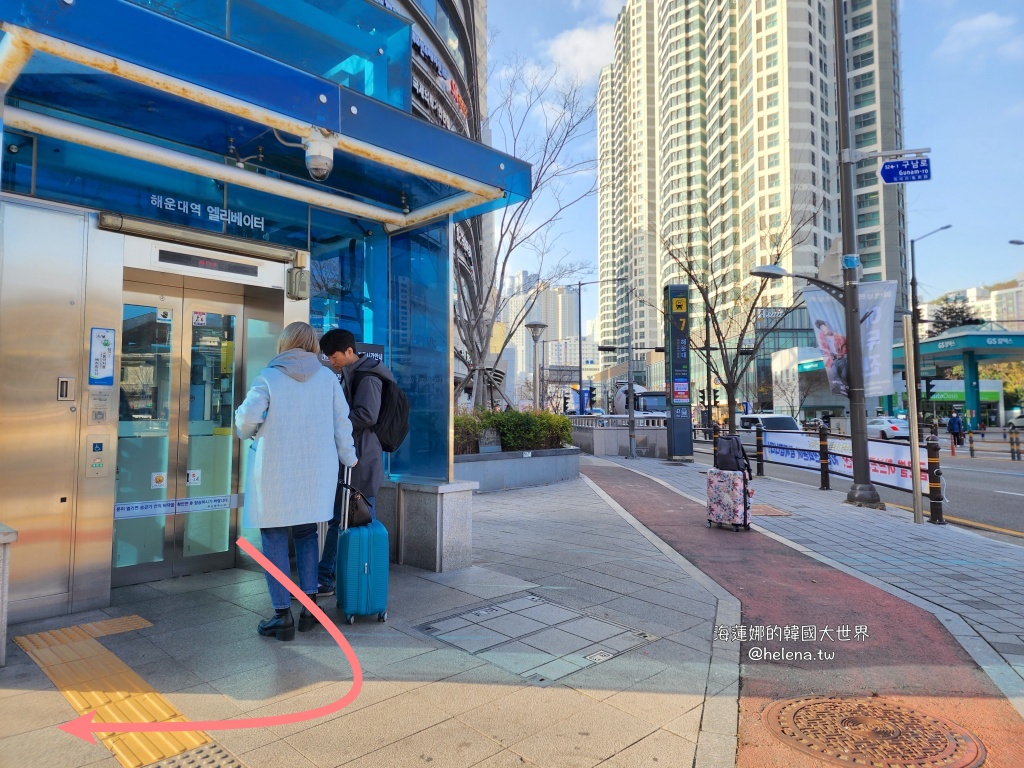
[{"x1": 60, "y1": 536, "x2": 363, "y2": 744}]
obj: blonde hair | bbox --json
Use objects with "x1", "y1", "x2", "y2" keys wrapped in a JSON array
[{"x1": 277, "y1": 322, "x2": 320, "y2": 355}]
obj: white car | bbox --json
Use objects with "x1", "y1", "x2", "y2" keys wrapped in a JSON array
[
  {"x1": 1008, "y1": 415, "x2": 1024, "y2": 429},
  {"x1": 867, "y1": 417, "x2": 911, "y2": 440}
]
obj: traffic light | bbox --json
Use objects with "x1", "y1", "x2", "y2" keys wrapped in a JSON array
[
  {"x1": 921, "y1": 377, "x2": 935, "y2": 400},
  {"x1": 562, "y1": 392, "x2": 570, "y2": 413},
  {"x1": 713, "y1": 388, "x2": 721, "y2": 407},
  {"x1": 588, "y1": 386, "x2": 597, "y2": 411},
  {"x1": 699, "y1": 388, "x2": 707, "y2": 408}
]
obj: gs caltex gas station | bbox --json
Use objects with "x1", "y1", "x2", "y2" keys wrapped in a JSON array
[{"x1": 786, "y1": 323, "x2": 1024, "y2": 429}]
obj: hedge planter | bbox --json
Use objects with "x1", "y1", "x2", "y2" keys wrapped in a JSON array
[{"x1": 454, "y1": 447, "x2": 580, "y2": 493}]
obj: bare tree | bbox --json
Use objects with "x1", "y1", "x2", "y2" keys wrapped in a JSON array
[
  {"x1": 455, "y1": 57, "x2": 596, "y2": 408},
  {"x1": 774, "y1": 370, "x2": 826, "y2": 418},
  {"x1": 659, "y1": 194, "x2": 821, "y2": 433}
]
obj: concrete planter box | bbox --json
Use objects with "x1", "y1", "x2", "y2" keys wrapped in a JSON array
[{"x1": 454, "y1": 447, "x2": 580, "y2": 493}]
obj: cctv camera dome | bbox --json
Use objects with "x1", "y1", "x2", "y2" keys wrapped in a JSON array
[{"x1": 304, "y1": 138, "x2": 334, "y2": 181}]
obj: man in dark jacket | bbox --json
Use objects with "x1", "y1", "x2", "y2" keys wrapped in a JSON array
[{"x1": 316, "y1": 329, "x2": 397, "y2": 597}]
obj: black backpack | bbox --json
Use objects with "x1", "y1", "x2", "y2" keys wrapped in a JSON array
[
  {"x1": 716, "y1": 435, "x2": 751, "y2": 478},
  {"x1": 352, "y1": 370, "x2": 410, "y2": 452}
]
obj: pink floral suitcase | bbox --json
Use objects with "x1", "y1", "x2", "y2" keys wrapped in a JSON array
[{"x1": 706, "y1": 468, "x2": 750, "y2": 532}]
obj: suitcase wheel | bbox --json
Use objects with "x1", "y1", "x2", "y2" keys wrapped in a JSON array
[
  {"x1": 717, "y1": 522, "x2": 724, "y2": 529},
  {"x1": 744, "y1": 524, "x2": 751, "y2": 531},
  {"x1": 378, "y1": 611, "x2": 387, "y2": 622},
  {"x1": 345, "y1": 615, "x2": 355, "y2": 625},
  {"x1": 732, "y1": 524, "x2": 740, "y2": 532},
  {"x1": 705, "y1": 520, "x2": 712, "y2": 528}
]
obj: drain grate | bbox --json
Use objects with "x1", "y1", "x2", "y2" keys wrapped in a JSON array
[{"x1": 764, "y1": 696, "x2": 986, "y2": 767}]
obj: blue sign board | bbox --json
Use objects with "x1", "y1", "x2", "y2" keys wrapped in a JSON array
[{"x1": 879, "y1": 158, "x2": 931, "y2": 184}]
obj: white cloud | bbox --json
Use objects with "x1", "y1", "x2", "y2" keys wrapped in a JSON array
[
  {"x1": 570, "y1": 0, "x2": 624, "y2": 18},
  {"x1": 545, "y1": 23, "x2": 616, "y2": 85},
  {"x1": 934, "y1": 12, "x2": 1024, "y2": 62}
]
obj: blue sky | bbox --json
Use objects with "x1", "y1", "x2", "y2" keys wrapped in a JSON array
[{"x1": 487, "y1": 0, "x2": 1024, "y2": 332}]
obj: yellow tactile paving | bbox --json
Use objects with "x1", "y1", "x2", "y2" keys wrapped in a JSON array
[
  {"x1": 14, "y1": 615, "x2": 211, "y2": 768},
  {"x1": 81, "y1": 616, "x2": 153, "y2": 638}
]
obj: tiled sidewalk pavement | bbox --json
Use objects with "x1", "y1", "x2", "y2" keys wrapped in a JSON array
[
  {"x1": 597, "y1": 454, "x2": 1024, "y2": 719},
  {"x1": 1, "y1": 476, "x2": 740, "y2": 768}
]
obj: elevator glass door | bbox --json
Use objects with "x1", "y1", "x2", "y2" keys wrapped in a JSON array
[{"x1": 113, "y1": 283, "x2": 243, "y2": 586}]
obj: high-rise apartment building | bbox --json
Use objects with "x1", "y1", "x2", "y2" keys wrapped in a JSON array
[
  {"x1": 598, "y1": 0, "x2": 907, "y2": 405},
  {"x1": 844, "y1": 0, "x2": 908, "y2": 306},
  {"x1": 501, "y1": 272, "x2": 581, "y2": 391},
  {"x1": 597, "y1": 0, "x2": 659, "y2": 369}
]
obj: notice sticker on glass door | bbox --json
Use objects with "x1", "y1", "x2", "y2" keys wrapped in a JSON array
[
  {"x1": 186, "y1": 469, "x2": 201, "y2": 486},
  {"x1": 151, "y1": 472, "x2": 167, "y2": 490},
  {"x1": 192, "y1": 311, "x2": 207, "y2": 326}
]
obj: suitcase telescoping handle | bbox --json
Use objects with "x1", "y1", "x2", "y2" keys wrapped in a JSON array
[{"x1": 340, "y1": 464, "x2": 353, "y2": 533}]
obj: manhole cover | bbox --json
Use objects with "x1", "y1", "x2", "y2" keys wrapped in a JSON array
[{"x1": 763, "y1": 696, "x2": 985, "y2": 768}]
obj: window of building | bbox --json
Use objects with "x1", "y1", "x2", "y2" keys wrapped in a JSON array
[
  {"x1": 856, "y1": 191, "x2": 879, "y2": 209},
  {"x1": 860, "y1": 272, "x2": 882, "y2": 282},
  {"x1": 854, "y1": 112, "x2": 876, "y2": 129},
  {"x1": 766, "y1": 72, "x2": 779, "y2": 88},
  {"x1": 852, "y1": 12, "x2": 873, "y2": 30},
  {"x1": 766, "y1": 53, "x2": 778, "y2": 68},
  {"x1": 855, "y1": 130, "x2": 877, "y2": 148},
  {"x1": 766, "y1": 92, "x2": 779, "y2": 108},
  {"x1": 767, "y1": 152, "x2": 780, "y2": 168},
  {"x1": 852, "y1": 33, "x2": 873, "y2": 51},
  {"x1": 766, "y1": 13, "x2": 778, "y2": 28},
  {"x1": 853, "y1": 91, "x2": 876, "y2": 108},
  {"x1": 766, "y1": 112, "x2": 779, "y2": 128},
  {"x1": 858, "y1": 232, "x2": 881, "y2": 249},
  {"x1": 769, "y1": 213, "x2": 782, "y2": 227},
  {"x1": 857, "y1": 211, "x2": 880, "y2": 227},
  {"x1": 765, "y1": 33, "x2": 778, "y2": 47},
  {"x1": 852, "y1": 52, "x2": 874, "y2": 69},
  {"x1": 851, "y1": 0, "x2": 871, "y2": 10},
  {"x1": 856, "y1": 171, "x2": 876, "y2": 189},
  {"x1": 853, "y1": 72, "x2": 875, "y2": 90},
  {"x1": 768, "y1": 192, "x2": 781, "y2": 208},
  {"x1": 767, "y1": 132, "x2": 780, "y2": 148}
]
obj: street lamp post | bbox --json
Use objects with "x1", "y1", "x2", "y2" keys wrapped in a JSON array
[
  {"x1": 829, "y1": 0, "x2": 882, "y2": 508},
  {"x1": 525, "y1": 322, "x2": 547, "y2": 411},
  {"x1": 910, "y1": 225, "x2": 952, "y2": 420},
  {"x1": 750, "y1": 264, "x2": 882, "y2": 507}
]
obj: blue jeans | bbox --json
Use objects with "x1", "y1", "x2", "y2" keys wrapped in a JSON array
[
  {"x1": 261, "y1": 523, "x2": 319, "y2": 610},
  {"x1": 317, "y1": 491, "x2": 375, "y2": 591}
]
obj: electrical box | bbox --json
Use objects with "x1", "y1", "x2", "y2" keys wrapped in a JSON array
[{"x1": 287, "y1": 267, "x2": 310, "y2": 300}]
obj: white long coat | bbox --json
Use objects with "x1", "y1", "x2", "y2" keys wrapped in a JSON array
[{"x1": 235, "y1": 349, "x2": 357, "y2": 529}]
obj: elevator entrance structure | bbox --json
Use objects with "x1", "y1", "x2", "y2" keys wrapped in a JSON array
[{"x1": 0, "y1": 0, "x2": 530, "y2": 623}]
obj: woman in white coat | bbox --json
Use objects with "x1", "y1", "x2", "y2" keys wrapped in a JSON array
[{"x1": 235, "y1": 322, "x2": 357, "y2": 641}]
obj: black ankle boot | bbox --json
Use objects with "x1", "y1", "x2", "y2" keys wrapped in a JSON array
[
  {"x1": 298, "y1": 595, "x2": 319, "y2": 632},
  {"x1": 258, "y1": 607, "x2": 295, "y2": 641}
]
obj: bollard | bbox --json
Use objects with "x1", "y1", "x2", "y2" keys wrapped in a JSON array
[
  {"x1": 949, "y1": 431, "x2": 956, "y2": 457},
  {"x1": 712, "y1": 423, "x2": 720, "y2": 464},
  {"x1": 968, "y1": 430, "x2": 975, "y2": 458},
  {"x1": 755, "y1": 424, "x2": 765, "y2": 477},
  {"x1": 926, "y1": 438, "x2": 945, "y2": 525},
  {"x1": 1010, "y1": 429, "x2": 1021, "y2": 461},
  {"x1": 818, "y1": 424, "x2": 830, "y2": 490}
]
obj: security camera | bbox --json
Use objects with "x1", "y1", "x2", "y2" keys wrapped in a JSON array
[{"x1": 304, "y1": 137, "x2": 333, "y2": 181}]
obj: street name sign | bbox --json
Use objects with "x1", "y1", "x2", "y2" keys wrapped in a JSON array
[{"x1": 879, "y1": 158, "x2": 931, "y2": 184}]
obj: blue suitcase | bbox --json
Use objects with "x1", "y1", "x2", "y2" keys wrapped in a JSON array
[{"x1": 336, "y1": 518, "x2": 389, "y2": 624}]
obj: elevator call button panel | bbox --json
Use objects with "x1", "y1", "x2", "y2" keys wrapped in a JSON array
[{"x1": 86, "y1": 434, "x2": 109, "y2": 478}]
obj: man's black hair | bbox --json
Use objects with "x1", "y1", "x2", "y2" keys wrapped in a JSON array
[{"x1": 320, "y1": 328, "x2": 356, "y2": 356}]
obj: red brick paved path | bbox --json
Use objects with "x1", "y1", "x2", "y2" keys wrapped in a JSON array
[{"x1": 583, "y1": 465, "x2": 1024, "y2": 768}]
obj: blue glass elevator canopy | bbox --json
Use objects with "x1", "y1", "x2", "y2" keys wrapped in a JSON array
[{"x1": 0, "y1": 0, "x2": 530, "y2": 230}]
